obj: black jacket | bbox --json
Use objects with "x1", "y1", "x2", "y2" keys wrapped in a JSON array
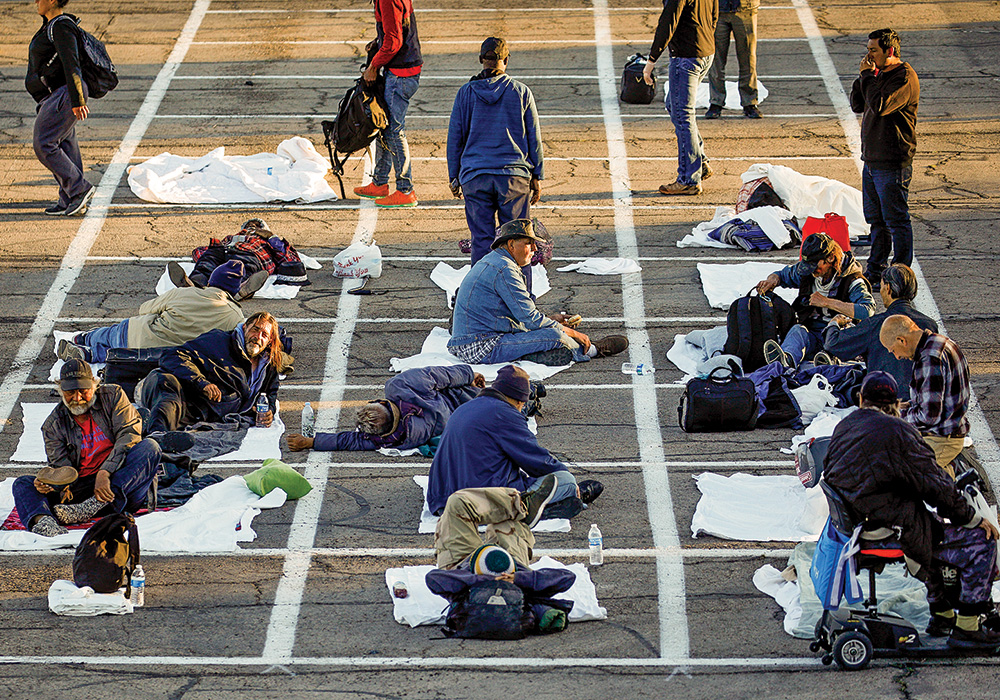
[
  {"x1": 850, "y1": 62, "x2": 919, "y2": 168},
  {"x1": 25, "y1": 14, "x2": 86, "y2": 107},
  {"x1": 649, "y1": 0, "x2": 718, "y2": 61},
  {"x1": 42, "y1": 384, "x2": 141, "y2": 475},
  {"x1": 824, "y1": 408, "x2": 980, "y2": 570}
]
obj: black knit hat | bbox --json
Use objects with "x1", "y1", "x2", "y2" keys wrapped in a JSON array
[{"x1": 491, "y1": 365, "x2": 531, "y2": 402}]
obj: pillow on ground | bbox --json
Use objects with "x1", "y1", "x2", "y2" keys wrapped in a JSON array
[{"x1": 243, "y1": 459, "x2": 312, "y2": 499}]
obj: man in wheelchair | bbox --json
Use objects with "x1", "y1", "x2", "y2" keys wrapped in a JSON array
[{"x1": 824, "y1": 371, "x2": 1000, "y2": 649}]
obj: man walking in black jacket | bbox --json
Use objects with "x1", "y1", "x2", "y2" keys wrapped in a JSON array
[{"x1": 850, "y1": 28, "x2": 920, "y2": 286}]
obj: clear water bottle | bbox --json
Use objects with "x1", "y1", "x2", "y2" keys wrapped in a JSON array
[
  {"x1": 301, "y1": 401, "x2": 315, "y2": 438},
  {"x1": 255, "y1": 393, "x2": 269, "y2": 427},
  {"x1": 588, "y1": 524, "x2": 603, "y2": 566},
  {"x1": 621, "y1": 362, "x2": 655, "y2": 376},
  {"x1": 130, "y1": 565, "x2": 145, "y2": 607}
]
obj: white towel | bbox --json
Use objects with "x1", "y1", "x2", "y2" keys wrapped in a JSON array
[
  {"x1": 48, "y1": 580, "x2": 133, "y2": 616},
  {"x1": 556, "y1": 258, "x2": 641, "y2": 275},
  {"x1": 697, "y1": 261, "x2": 799, "y2": 309}
]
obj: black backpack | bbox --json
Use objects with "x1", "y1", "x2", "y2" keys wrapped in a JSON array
[
  {"x1": 73, "y1": 512, "x2": 140, "y2": 595},
  {"x1": 443, "y1": 580, "x2": 528, "y2": 640},
  {"x1": 321, "y1": 78, "x2": 389, "y2": 199},
  {"x1": 47, "y1": 16, "x2": 119, "y2": 99},
  {"x1": 723, "y1": 289, "x2": 796, "y2": 372},
  {"x1": 620, "y1": 53, "x2": 655, "y2": 104}
]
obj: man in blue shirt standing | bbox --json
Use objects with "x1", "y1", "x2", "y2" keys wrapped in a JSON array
[{"x1": 447, "y1": 38, "x2": 544, "y2": 282}]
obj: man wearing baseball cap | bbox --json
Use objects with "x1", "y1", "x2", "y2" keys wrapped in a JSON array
[
  {"x1": 447, "y1": 37, "x2": 544, "y2": 282},
  {"x1": 12, "y1": 359, "x2": 161, "y2": 537},
  {"x1": 449, "y1": 219, "x2": 628, "y2": 366},
  {"x1": 755, "y1": 233, "x2": 875, "y2": 368}
]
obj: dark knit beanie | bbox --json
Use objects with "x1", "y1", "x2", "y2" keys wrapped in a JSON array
[
  {"x1": 491, "y1": 365, "x2": 531, "y2": 403},
  {"x1": 207, "y1": 260, "x2": 245, "y2": 297},
  {"x1": 861, "y1": 371, "x2": 898, "y2": 405}
]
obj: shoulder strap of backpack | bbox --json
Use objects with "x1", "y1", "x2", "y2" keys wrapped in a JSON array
[
  {"x1": 758, "y1": 294, "x2": 776, "y2": 341},
  {"x1": 46, "y1": 14, "x2": 78, "y2": 42},
  {"x1": 736, "y1": 295, "x2": 754, "y2": 360}
]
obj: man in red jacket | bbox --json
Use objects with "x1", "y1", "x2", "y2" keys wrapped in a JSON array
[{"x1": 356, "y1": 0, "x2": 423, "y2": 209}]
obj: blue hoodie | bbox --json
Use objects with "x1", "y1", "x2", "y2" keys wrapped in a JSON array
[{"x1": 447, "y1": 71, "x2": 544, "y2": 185}]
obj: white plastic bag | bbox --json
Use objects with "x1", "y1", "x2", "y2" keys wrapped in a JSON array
[
  {"x1": 333, "y1": 241, "x2": 382, "y2": 279},
  {"x1": 790, "y1": 374, "x2": 837, "y2": 425}
]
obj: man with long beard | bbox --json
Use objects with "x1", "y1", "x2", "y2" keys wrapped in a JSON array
[
  {"x1": 139, "y1": 311, "x2": 286, "y2": 433},
  {"x1": 13, "y1": 359, "x2": 161, "y2": 537}
]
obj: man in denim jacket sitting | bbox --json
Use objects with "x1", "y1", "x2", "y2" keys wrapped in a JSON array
[{"x1": 448, "y1": 219, "x2": 627, "y2": 367}]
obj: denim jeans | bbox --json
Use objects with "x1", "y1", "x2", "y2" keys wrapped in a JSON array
[
  {"x1": 463, "y1": 173, "x2": 532, "y2": 292},
  {"x1": 708, "y1": 10, "x2": 758, "y2": 108},
  {"x1": 780, "y1": 324, "x2": 823, "y2": 366},
  {"x1": 666, "y1": 55, "x2": 713, "y2": 185},
  {"x1": 532, "y1": 470, "x2": 578, "y2": 505},
  {"x1": 862, "y1": 163, "x2": 913, "y2": 279},
  {"x1": 80, "y1": 319, "x2": 130, "y2": 363},
  {"x1": 33, "y1": 83, "x2": 92, "y2": 206},
  {"x1": 13, "y1": 438, "x2": 161, "y2": 528},
  {"x1": 481, "y1": 327, "x2": 588, "y2": 364},
  {"x1": 373, "y1": 72, "x2": 419, "y2": 192}
]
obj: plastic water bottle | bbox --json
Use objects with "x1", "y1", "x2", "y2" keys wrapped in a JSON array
[
  {"x1": 301, "y1": 402, "x2": 315, "y2": 438},
  {"x1": 588, "y1": 524, "x2": 604, "y2": 566},
  {"x1": 621, "y1": 362, "x2": 655, "y2": 376},
  {"x1": 130, "y1": 565, "x2": 145, "y2": 607},
  {"x1": 255, "y1": 393, "x2": 270, "y2": 427}
]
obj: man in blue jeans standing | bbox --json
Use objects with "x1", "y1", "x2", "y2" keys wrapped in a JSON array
[
  {"x1": 850, "y1": 28, "x2": 919, "y2": 288},
  {"x1": 356, "y1": 0, "x2": 422, "y2": 209},
  {"x1": 643, "y1": 0, "x2": 718, "y2": 196}
]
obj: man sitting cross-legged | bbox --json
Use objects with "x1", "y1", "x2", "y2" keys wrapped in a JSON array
[{"x1": 13, "y1": 359, "x2": 161, "y2": 537}]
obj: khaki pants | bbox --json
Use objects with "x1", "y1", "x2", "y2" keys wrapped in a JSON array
[
  {"x1": 923, "y1": 434, "x2": 965, "y2": 479},
  {"x1": 434, "y1": 487, "x2": 533, "y2": 570}
]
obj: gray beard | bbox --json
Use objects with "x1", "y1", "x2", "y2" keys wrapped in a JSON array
[
  {"x1": 62, "y1": 393, "x2": 96, "y2": 416},
  {"x1": 245, "y1": 340, "x2": 265, "y2": 358}
]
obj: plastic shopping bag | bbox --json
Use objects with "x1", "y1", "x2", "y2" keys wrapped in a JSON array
[
  {"x1": 333, "y1": 240, "x2": 382, "y2": 279},
  {"x1": 791, "y1": 373, "x2": 837, "y2": 425}
]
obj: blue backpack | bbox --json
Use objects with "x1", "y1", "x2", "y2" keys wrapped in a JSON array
[{"x1": 47, "y1": 15, "x2": 119, "y2": 99}]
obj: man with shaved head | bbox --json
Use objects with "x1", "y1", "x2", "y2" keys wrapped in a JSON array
[{"x1": 881, "y1": 315, "x2": 970, "y2": 475}]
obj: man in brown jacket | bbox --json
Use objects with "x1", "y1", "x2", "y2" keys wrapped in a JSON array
[{"x1": 13, "y1": 359, "x2": 161, "y2": 537}]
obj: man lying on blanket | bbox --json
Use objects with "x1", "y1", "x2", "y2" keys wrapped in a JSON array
[
  {"x1": 13, "y1": 359, "x2": 161, "y2": 537},
  {"x1": 287, "y1": 365, "x2": 486, "y2": 454},
  {"x1": 755, "y1": 233, "x2": 875, "y2": 368},
  {"x1": 426, "y1": 365, "x2": 602, "y2": 520},
  {"x1": 448, "y1": 218, "x2": 628, "y2": 367},
  {"x1": 139, "y1": 311, "x2": 288, "y2": 434}
]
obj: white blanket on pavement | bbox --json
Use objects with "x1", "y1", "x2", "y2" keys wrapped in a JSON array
[
  {"x1": 127, "y1": 137, "x2": 337, "y2": 204},
  {"x1": 556, "y1": 258, "x2": 642, "y2": 275},
  {"x1": 413, "y1": 475, "x2": 569, "y2": 534},
  {"x1": 48, "y1": 580, "x2": 134, "y2": 616},
  {"x1": 691, "y1": 472, "x2": 828, "y2": 542},
  {"x1": 390, "y1": 327, "x2": 572, "y2": 381},
  {"x1": 0, "y1": 475, "x2": 285, "y2": 552},
  {"x1": 697, "y1": 261, "x2": 799, "y2": 309},
  {"x1": 430, "y1": 263, "x2": 549, "y2": 308},
  {"x1": 386, "y1": 556, "x2": 607, "y2": 627}
]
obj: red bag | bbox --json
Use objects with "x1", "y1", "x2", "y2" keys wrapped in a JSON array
[{"x1": 800, "y1": 213, "x2": 850, "y2": 257}]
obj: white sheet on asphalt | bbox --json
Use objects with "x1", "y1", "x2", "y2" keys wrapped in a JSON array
[{"x1": 697, "y1": 261, "x2": 799, "y2": 309}]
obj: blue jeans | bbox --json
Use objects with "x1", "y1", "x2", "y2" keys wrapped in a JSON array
[
  {"x1": 373, "y1": 72, "x2": 419, "y2": 192},
  {"x1": 532, "y1": 470, "x2": 578, "y2": 505},
  {"x1": 780, "y1": 324, "x2": 823, "y2": 366},
  {"x1": 79, "y1": 319, "x2": 130, "y2": 363},
  {"x1": 862, "y1": 163, "x2": 913, "y2": 278},
  {"x1": 666, "y1": 55, "x2": 713, "y2": 185},
  {"x1": 13, "y1": 438, "x2": 161, "y2": 528},
  {"x1": 463, "y1": 173, "x2": 533, "y2": 292},
  {"x1": 482, "y1": 327, "x2": 588, "y2": 364},
  {"x1": 33, "y1": 84, "x2": 92, "y2": 206}
]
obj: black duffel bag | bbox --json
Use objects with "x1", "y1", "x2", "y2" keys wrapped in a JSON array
[
  {"x1": 100, "y1": 347, "x2": 166, "y2": 400},
  {"x1": 678, "y1": 367, "x2": 759, "y2": 432},
  {"x1": 620, "y1": 53, "x2": 655, "y2": 104}
]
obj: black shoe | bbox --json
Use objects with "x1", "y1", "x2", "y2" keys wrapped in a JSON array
[
  {"x1": 520, "y1": 347, "x2": 574, "y2": 366},
  {"x1": 982, "y1": 609, "x2": 1000, "y2": 634},
  {"x1": 743, "y1": 105, "x2": 762, "y2": 119},
  {"x1": 64, "y1": 187, "x2": 95, "y2": 217},
  {"x1": 926, "y1": 613, "x2": 956, "y2": 638},
  {"x1": 812, "y1": 351, "x2": 839, "y2": 366},
  {"x1": 520, "y1": 474, "x2": 557, "y2": 529},
  {"x1": 947, "y1": 625, "x2": 1000, "y2": 650},
  {"x1": 237, "y1": 269, "x2": 270, "y2": 300},
  {"x1": 578, "y1": 479, "x2": 605, "y2": 505},
  {"x1": 763, "y1": 339, "x2": 792, "y2": 368},
  {"x1": 154, "y1": 430, "x2": 197, "y2": 454},
  {"x1": 540, "y1": 496, "x2": 584, "y2": 520},
  {"x1": 44, "y1": 202, "x2": 67, "y2": 216},
  {"x1": 705, "y1": 105, "x2": 723, "y2": 119},
  {"x1": 168, "y1": 261, "x2": 195, "y2": 288},
  {"x1": 522, "y1": 381, "x2": 546, "y2": 418},
  {"x1": 593, "y1": 335, "x2": 629, "y2": 358},
  {"x1": 56, "y1": 338, "x2": 87, "y2": 362}
]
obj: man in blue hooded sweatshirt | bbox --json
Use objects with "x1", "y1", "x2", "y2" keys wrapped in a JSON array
[{"x1": 447, "y1": 37, "x2": 544, "y2": 283}]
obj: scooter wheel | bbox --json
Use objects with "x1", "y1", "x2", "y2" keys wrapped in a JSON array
[
  {"x1": 809, "y1": 641, "x2": 822, "y2": 653},
  {"x1": 832, "y1": 630, "x2": 873, "y2": 671}
]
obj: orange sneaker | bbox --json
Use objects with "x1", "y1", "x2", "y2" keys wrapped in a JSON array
[
  {"x1": 354, "y1": 183, "x2": 389, "y2": 199},
  {"x1": 375, "y1": 190, "x2": 418, "y2": 208}
]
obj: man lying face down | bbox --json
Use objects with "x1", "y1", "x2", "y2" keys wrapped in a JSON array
[
  {"x1": 13, "y1": 359, "x2": 161, "y2": 537},
  {"x1": 426, "y1": 365, "x2": 603, "y2": 521},
  {"x1": 447, "y1": 218, "x2": 629, "y2": 367},
  {"x1": 823, "y1": 371, "x2": 1000, "y2": 650},
  {"x1": 287, "y1": 365, "x2": 487, "y2": 453},
  {"x1": 139, "y1": 311, "x2": 287, "y2": 434}
]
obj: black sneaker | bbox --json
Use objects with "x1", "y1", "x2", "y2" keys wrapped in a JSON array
[
  {"x1": 947, "y1": 625, "x2": 1000, "y2": 650},
  {"x1": 578, "y1": 479, "x2": 605, "y2": 504},
  {"x1": 520, "y1": 347, "x2": 574, "y2": 366},
  {"x1": 237, "y1": 269, "x2": 269, "y2": 300},
  {"x1": 64, "y1": 187, "x2": 95, "y2": 217},
  {"x1": 44, "y1": 202, "x2": 68, "y2": 216},
  {"x1": 593, "y1": 335, "x2": 629, "y2": 358},
  {"x1": 56, "y1": 338, "x2": 87, "y2": 362},
  {"x1": 926, "y1": 613, "x2": 956, "y2": 638},
  {"x1": 541, "y1": 496, "x2": 584, "y2": 520},
  {"x1": 520, "y1": 474, "x2": 557, "y2": 528},
  {"x1": 705, "y1": 105, "x2": 723, "y2": 119},
  {"x1": 763, "y1": 339, "x2": 792, "y2": 368},
  {"x1": 812, "y1": 351, "x2": 839, "y2": 366},
  {"x1": 743, "y1": 105, "x2": 763, "y2": 119},
  {"x1": 522, "y1": 381, "x2": 546, "y2": 418},
  {"x1": 168, "y1": 261, "x2": 196, "y2": 288}
]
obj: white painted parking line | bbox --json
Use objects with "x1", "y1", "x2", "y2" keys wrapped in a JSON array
[
  {"x1": 54, "y1": 316, "x2": 726, "y2": 324},
  {"x1": 191, "y1": 38, "x2": 808, "y2": 45},
  {"x1": 171, "y1": 73, "x2": 822, "y2": 81},
  {"x1": 0, "y1": 0, "x2": 212, "y2": 440},
  {"x1": 205, "y1": 6, "x2": 797, "y2": 14},
  {"x1": 153, "y1": 112, "x2": 839, "y2": 119}
]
